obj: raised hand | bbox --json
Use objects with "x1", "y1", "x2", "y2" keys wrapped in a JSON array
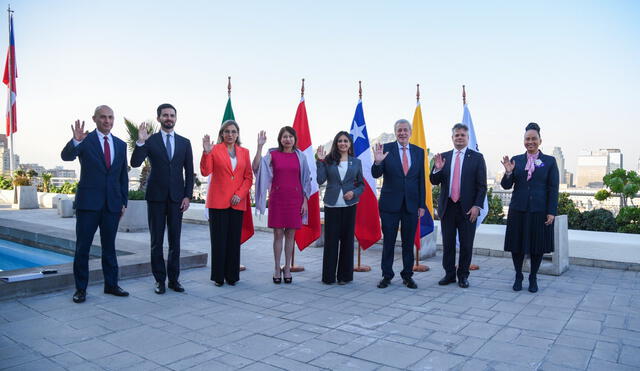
[
  {"x1": 202, "y1": 134, "x2": 213, "y2": 153},
  {"x1": 257, "y1": 130, "x2": 266, "y2": 147},
  {"x1": 373, "y1": 143, "x2": 388, "y2": 164},
  {"x1": 137, "y1": 122, "x2": 150, "y2": 143},
  {"x1": 501, "y1": 155, "x2": 515, "y2": 173},
  {"x1": 71, "y1": 120, "x2": 88, "y2": 142},
  {"x1": 434, "y1": 153, "x2": 446, "y2": 170},
  {"x1": 316, "y1": 145, "x2": 326, "y2": 161}
]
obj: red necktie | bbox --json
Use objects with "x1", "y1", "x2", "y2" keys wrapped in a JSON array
[
  {"x1": 402, "y1": 146, "x2": 409, "y2": 175},
  {"x1": 451, "y1": 151, "x2": 461, "y2": 202},
  {"x1": 103, "y1": 136, "x2": 111, "y2": 169}
]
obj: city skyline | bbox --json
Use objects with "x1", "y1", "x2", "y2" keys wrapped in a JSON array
[{"x1": 1, "y1": 1, "x2": 639, "y2": 176}]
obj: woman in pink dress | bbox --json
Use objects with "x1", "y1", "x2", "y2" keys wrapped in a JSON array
[{"x1": 254, "y1": 126, "x2": 312, "y2": 284}]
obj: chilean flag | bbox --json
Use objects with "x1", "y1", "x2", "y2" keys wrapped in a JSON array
[
  {"x1": 349, "y1": 100, "x2": 381, "y2": 249},
  {"x1": 3, "y1": 13, "x2": 17, "y2": 136},
  {"x1": 293, "y1": 97, "x2": 321, "y2": 250}
]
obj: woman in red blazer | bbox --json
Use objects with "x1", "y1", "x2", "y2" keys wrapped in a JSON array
[{"x1": 200, "y1": 120, "x2": 253, "y2": 286}]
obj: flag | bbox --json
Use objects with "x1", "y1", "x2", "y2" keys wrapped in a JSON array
[
  {"x1": 462, "y1": 103, "x2": 488, "y2": 225},
  {"x1": 349, "y1": 100, "x2": 381, "y2": 250},
  {"x1": 206, "y1": 97, "x2": 255, "y2": 244},
  {"x1": 409, "y1": 100, "x2": 435, "y2": 250},
  {"x1": 3, "y1": 13, "x2": 17, "y2": 136},
  {"x1": 293, "y1": 97, "x2": 321, "y2": 250}
]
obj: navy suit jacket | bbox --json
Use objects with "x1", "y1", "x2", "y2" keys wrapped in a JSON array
[
  {"x1": 371, "y1": 142, "x2": 426, "y2": 214},
  {"x1": 429, "y1": 148, "x2": 487, "y2": 218},
  {"x1": 501, "y1": 152, "x2": 559, "y2": 215},
  {"x1": 130, "y1": 132, "x2": 194, "y2": 202},
  {"x1": 316, "y1": 156, "x2": 364, "y2": 207},
  {"x1": 61, "y1": 130, "x2": 128, "y2": 213}
]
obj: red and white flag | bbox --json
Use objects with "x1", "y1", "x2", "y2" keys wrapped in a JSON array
[
  {"x1": 3, "y1": 12, "x2": 17, "y2": 136},
  {"x1": 293, "y1": 97, "x2": 321, "y2": 250}
]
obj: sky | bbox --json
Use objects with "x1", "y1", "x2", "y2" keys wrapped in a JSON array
[{"x1": 2, "y1": 0, "x2": 639, "y2": 177}]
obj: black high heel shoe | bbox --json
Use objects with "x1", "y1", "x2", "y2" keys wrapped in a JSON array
[
  {"x1": 283, "y1": 269, "x2": 292, "y2": 284},
  {"x1": 273, "y1": 270, "x2": 282, "y2": 284}
]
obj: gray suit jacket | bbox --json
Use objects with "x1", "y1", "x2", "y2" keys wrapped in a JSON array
[{"x1": 316, "y1": 156, "x2": 364, "y2": 207}]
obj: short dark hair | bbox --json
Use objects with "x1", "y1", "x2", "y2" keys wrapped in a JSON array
[
  {"x1": 277, "y1": 126, "x2": 297, "y2": 152},
  {"x1": 326, "y1": 131, "x2": 354, "y2": 165},
  {"x1": 525, "y1": 122, "x2": 541, "y2": 137},
  {"x1": 157, "y1": 103, "x2": 177, "y2": 117},
  {"x1": 451, "y1": 123, "x2": 469, "y2": 133}
]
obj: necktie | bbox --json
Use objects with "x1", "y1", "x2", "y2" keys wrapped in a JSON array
[
  {"x1": 103, "y1": 136, "x2": 111, "y2": 170},
  {"x1": 402, "y1": 146, "x2": 409, "y2": 175},
  {"x1": 451, "y1": 151, "x2": 461, "y2": 202},
  {"x1": 166, "y1": 134, "x2": 172, "y2": 160}
]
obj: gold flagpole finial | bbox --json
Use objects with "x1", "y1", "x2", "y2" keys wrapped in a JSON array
[
  {"x1": 227, "y1": 76, "x2": 231, "y2": 97},
  {"x1": 462, "y1": 85, "x2": 467, "y2": 105},
  {"x1": 358, "y1": 81, "x2": 362, "y2": 100}
]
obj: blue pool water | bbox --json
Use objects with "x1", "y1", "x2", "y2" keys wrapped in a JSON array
[{"x1": 0, "y1": 239, "x2": 73, "y2": 271}]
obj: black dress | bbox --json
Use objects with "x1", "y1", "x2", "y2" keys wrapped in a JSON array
[{"x1": 501, "y1": 152, "x2": 559, "y2": 255}]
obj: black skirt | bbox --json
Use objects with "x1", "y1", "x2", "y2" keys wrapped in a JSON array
[{"x1": 504, "y1": 209, "x2": 554, "y2": 255}]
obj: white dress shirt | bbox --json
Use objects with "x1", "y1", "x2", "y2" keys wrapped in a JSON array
[{"x1": 74, "y1": 131, "x2": 114, "y2": 165}]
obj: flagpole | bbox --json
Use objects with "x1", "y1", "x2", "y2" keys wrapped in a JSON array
[
  {"x1": 290, "y1": 78, "x2": 305, "y2": 273},
  {"x1": 413, "y1": 84, "x2": 429, "y2": 273},
  {"x1": 7, "y1": 5, "x2": 15, "y2": 175},
  {"x1": 353, "y1": 80, "x2": 372, "y2": 273},
  {"x1": 462, "y1": 84, "x2": 480, "y2": 271}
]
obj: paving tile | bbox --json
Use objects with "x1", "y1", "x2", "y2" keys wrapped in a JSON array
[
  {"x1": 458, "y1": 321, "x2": 502, "y2": 339},
  {"x1": 279, "y1": 338, "x2": 339, "y2": 362},
  {"x1": 565, "y1": 317, "x2": 603, "y2": 334},
  {"x1": 508, "y1": 314, "x2": 567, "y2": 334},
  {"x1": 593, "y1": 341, "x2": 620, "y2": 362},
  {"x1": 545, "y1": 344, "x2": 592, "y2": 369},
  {"x1": 263, "y1": 354, "x2": 324, "y2": 371},
  {"x1": 310, "y1": 351, "x2": 380, "y2": 370},
  {"x1": 450, "y1": 336, "x2": 486, "y2": 356},
  {"x1": 408, "y1": 350, "x2": 465, "y2": 370},
  {"x1": 4, "y1": 357, "x2": 66, "y2": 371},
  {"x1": 219, "y1": 333, "x2": 293, "y2": 361},
  {"x1": 619, "y1": 344, "x2": 640, "y2": 367},
  {"x1": 588, "y1": 358, "x2": 639, "y2": 371},
  {"x1": 474, "y1": 340, "x2": 547, "y2": 366},
  {"x1": 144, "y1": 341, "x2": 209, "y2": 365},
  {"x1": 93, "y1": 351, "x2": 145, "y2": 370},
  {"x1": 101, "y1": 326, "x2": 185, "y2": 355},
  {"x1": 352, "y1": 339, "x2": 431, "y2": 369},
  {"x1": 64, "y1": 338, "x2": 122, "y2": 360}
]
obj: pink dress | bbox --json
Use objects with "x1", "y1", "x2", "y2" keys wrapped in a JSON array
[{"x1": 268, "y1": 151, "x2": 303, "y2": 229}]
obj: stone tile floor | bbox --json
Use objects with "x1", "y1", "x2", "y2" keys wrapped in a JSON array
[{"x1": 1, "y1": 227, "x2": 639, "y2": 370}]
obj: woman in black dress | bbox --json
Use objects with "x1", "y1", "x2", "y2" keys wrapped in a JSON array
[{"x1": 501, "y1": 122, "x2": 559, "y2": 293}]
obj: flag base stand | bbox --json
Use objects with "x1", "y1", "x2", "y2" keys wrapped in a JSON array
[
  {"x1": 239, "y1": 265, "x2": 246, "y2": 272},
  {"x1": 289, "y1": 249, "x2": 305, "y2": 272},
  {"x1": 470, "y1": 264, "x2": 480, "y2": 270},
  {"x1": 354, "y1": 265, "x2": 371, "y2": 272},
  {"x1": 413, "y1": 264, "x2": 429, "y2": 272}
]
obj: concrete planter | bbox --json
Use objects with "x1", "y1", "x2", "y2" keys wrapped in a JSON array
[
  {"x1": 118, "y1": 200, "x2": 148, "y2": 232},
  {"x1": 12, "y1": 186, "x2": 39, "y2": 210}
]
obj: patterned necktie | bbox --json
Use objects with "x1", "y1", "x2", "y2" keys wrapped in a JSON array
[
  {"x1": 166, "y1": 133, "x2": 172, "y2": 160},
  {"x1": 451, "y1": 151, "x2": 461, "y2": 202},
  {"x1": 103, "y1": 136, "x2": 111, "y2": 169},
  {"x1": 402, "y1": 146, "x2": 409, "y2": 175}
]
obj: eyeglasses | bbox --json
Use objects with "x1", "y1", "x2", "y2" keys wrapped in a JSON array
[{"x1": 223, "y1": 130, "x2": 238, "y2": 135}]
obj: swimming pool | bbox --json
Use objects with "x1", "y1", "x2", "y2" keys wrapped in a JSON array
[{"x1": 0, "y1": 239, "x2": 73, "y2": 271}]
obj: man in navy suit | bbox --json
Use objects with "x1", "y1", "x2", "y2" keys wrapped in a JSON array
[
  {"x1": 131, "y1": 104, "x2": 194, "y2": 294},
  {"x1": 61, "y1": 105, "x2": 129, "y2": 303},
  {"x1": 372, "y1": 119, "x2": 426, "y2": 289},
  {"x1": 430, "y1": 123, "x2": 487, "y2": 288}
]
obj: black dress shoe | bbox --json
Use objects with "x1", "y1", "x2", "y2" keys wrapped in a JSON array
[
  {"x1": 337, "y1": 281, "x2": 347, "y2": 285},
  {"x1": 104, "y1": 286, "x2": 129, "y2": 297},
  {"x1": 214, "y1": 281, "x2": 224, "y2": 287},
  {"x1": 72, "y1": 289, "x2": 86, "y2": 303},
  {"x1": 403, "y1": 278, "x2": 418, "y2": 289},
  {"x1": 528, "y1": 277, "x2": 538, "y2": 293},
  {"x1": 226, "y1": 281, "x2": 236, "y2": 286},
  {"x1": 438, "y1": 276, "x2": 456, "y2": 285},
  {"x1": 168, "y1": 281, "x2": 185, "y2": 292},
  {"x1": 155, "y1": 282, "x2": 166, "y2": 294},
  {"x1": 377, "y1": 278, "x2": 391, "y2": 288},
  {"x1": 458, "y1": 278, "x2": 469, "y2": 288},
  {"x1": 513, "y1": 273, "x2": 523, "y2": 292}
]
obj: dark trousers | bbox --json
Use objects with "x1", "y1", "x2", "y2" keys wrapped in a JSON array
[
  {"x1": 380, "y1": 202, "x2": 417, "y2": 280},
  {"x1": 323, "y1": 205, "x2": 356, "y2": 283},
  {"x1": 441, "y1": 199, "x2": 477, "y2": 280},
  {"x1": 148, "y1": 200, "x2": 183, "y2": 284},
  {"x1": 209, "y1": 208, "x2": 243, "y2": 284},
  {"x1": 512, "y1": 252, "x2": 543, "y2": 278},
  {"x1": 74, "y1": 207, "x2": 120, "y2": 290}
]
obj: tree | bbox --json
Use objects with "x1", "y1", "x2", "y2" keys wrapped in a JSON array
[
  {"x1": 41, "y1": 173, "x2": 52, "y2": 193},
  {"x1": 124, "y1": 118, "x2": 158, "y2": 191},
  {"x1": 558, "y1": 192, "x2": 581, "y2": 229},
  {"x1": 594, "y1": 169, "x2": 639, "y2": 207},
  {"x1": 483, "y1": 188, "x2": 505, "y2": 224}
]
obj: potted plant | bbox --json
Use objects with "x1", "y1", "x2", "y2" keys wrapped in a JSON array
[{"x1": 12, "y1": 168, "x2": 39, "y2": 209}]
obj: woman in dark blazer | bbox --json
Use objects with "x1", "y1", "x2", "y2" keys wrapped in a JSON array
[
  {"x1": 501, "y1": 122, "x2": 559, "y2": 293},
  {"x1": 316, "y1": 131, "x2": 364, "y2": 284}
]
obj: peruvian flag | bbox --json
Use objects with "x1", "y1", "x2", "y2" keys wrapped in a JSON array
[
  {"x1": 349, "y1": 100, "x2": 381, "y2": 249},
  {"x1": 293, "y1": 97, "x2": 321, "y2": 250},
  {"x1": 3, "y1": 13, "x2": 17, "y2": 136}
]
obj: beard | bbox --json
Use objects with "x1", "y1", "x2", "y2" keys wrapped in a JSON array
[{"x1": 161, "y1": 120, "x2": 175, "y2": 130}]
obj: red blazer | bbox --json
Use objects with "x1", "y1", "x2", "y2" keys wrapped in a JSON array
[{"x1": 200, "y1": 143, "x2": 253, "y2": 211}]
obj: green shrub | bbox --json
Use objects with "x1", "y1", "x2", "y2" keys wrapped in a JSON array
[
  {"x1": 557, "y1": 192, "x2": 582, "y2": 229},
  {"x1": 432, "y1": 185, "x2": 440, "y2": 220},
  {"x1": 0, "y1": 176, "x2": 13, "y2": 190},
  {"x1": 58, "y1": 181, "x2": 78, "y2": 194},
  {"x1": 616, "y1": 206, "x2": 640, "y2": 234},
  {"x1": 484, "y1": 188, "x2": 505, "y2": 224},
  {"x1": 573, "y1": 208, "x2": 617, "y2": 232},
  {"x1": 128, "y1": 190, "x2": 145, "y2": 200}
]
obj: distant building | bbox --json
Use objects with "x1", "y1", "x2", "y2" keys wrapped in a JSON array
[
  {"x1": 20, "y1": 163, "x2": 48, "y2": 176},
  {"x1": 564, "y1": 171, "x2": 574, "y2": 188},
  {"x1": 0, "y1": 134, "x2": 20, "y2": 175},
  {"x1": 576, "y1": 149, "x2": 622, "y2": 188},
  {"x1": 552, "y1": 147, "x2": 566, "y2": 185}
]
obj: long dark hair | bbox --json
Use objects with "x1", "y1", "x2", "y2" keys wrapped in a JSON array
[
  {"x1": 326, "y1": 131, "x2": 354, "y2": 165},
  {"x1": 277, "y1": 126, "x2": 297, "y2": 152}
]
